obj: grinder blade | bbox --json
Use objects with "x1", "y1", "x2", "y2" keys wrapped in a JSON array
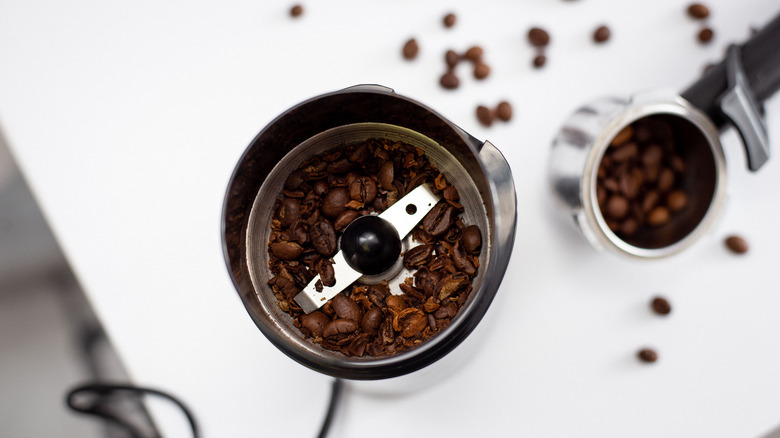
[{"x1": 293, "y1": 183, "x2": 440, "y2": 313}]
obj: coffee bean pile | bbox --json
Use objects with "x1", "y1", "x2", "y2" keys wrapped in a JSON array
[
  {"x1": 527, "y1": 27, "x2": 550, "y2": 68},
  {"x1": 597, "y1": 117, "x2": 690, "y2": 238},
  {"x1": 440, "y1": 45, "x2": 491, "y2": 90},
  {"x1": 475, "y1": 101, "x2": 513, "y2": 127},
  {"x1": 267, "y1": 138, "x2": 483, "y2": 357},
  {"x1": 686, "y1": 3, "x2": 714, "y2": 44}
]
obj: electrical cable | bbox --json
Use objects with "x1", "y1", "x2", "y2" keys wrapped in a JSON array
[{"x1": 65, "y1": 377, "x2": 345, "y2": 438}]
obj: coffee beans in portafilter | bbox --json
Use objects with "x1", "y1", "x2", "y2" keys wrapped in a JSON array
[
  {"x1": 596, "y1": 116, "x2": 690, "y2": 238},
  {"x1": 475, "y1": 101, "x2": 513, "y2": 127},
  {"x1": 267, "y1": 138, "x2": 482, "y2": 358}
]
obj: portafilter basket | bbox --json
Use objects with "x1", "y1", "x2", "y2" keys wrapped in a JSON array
[
  {"x1": 549, "y1": 13, "x2": 780, "y2": 259},
  {"x1": 222, "y1": 85, "x2": 516, "y2": 380}
]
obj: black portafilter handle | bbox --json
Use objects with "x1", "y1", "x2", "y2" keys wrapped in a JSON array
[
  {"x1": 681, "y1": 12, "x2": 780, "y2": 171},
  {"x1": 682, "y1": 12, "x2": 780, "y2": 125}
]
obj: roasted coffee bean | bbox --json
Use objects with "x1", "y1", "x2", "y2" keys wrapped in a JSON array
[
  {"x1": 277, "y1": 197, "x2": 301, "y2": 227},
  {"x1": 528, "y1": 27, "x2": 550, "y2": 47},
  {"x1": 269, "y1": 275, "x2": 298, "y2": 299},
  {"x1": 310, "y1": 220, "x2": 337, "y2": 256},
  {"x1": 361, "y1": 307, "x2": 384, "y2": 332},
  {"x1": 667, "y1": 190, "x2": 688, "y2": 212},
  {"x1": 443, "y1": 12, "x2": 456, "y2": 28},
  {"x1": 440, "y1": 71, "x2": 460, "y2": 89},
  {"x1": 611, "y1": 125, "x2": 633, "y2": 147},
  {"x1": 647, "y1": 206, "x2": 670, "y2": 226},
  {"x1": 393, "y1": 308, "x2": 427, "y2": 338},
  {"x1": 402, "y1": 38, "x2": 419, "y2": 60},
  {"x1": 462, "y1": 225, "x2": 482, "y2": 254},
  {"x1": 724, "y1": 235, "x2": 749, "y2": 254},
  {"x1": 452, "y1": 242, "x2": 476, "y2": 275},
  {"x1": 464, "y1": 46, "x2": 483, "y2": 61},
  {"x1": 422, "y1": 202, "x2": 454, "y2": 236},
  {"x1": 379, "y1": 160, "x2": 394, "y2": 190},
  {"x1": 687, "y1": 3, "x2": 710, "y2": 19},
  {"x1": 403, "y1": 244, "x2": 434, "y2": 269},
  {"x1": 641, "y1": 145, "x2": 663, "y2": 168},
  {"x1": 349, "y1": 176, "x2": 377, "y2": 204},
  {"x1": 290, "y1": 220, "x2": 309, "y2": 245},
  {"x1": 332, "y1": 293, "x2": 363, "y2": 322},
  {"x1": 270, "y1": 241, "x2": 304, "y2": 261},
  {"x1": 651, "y1": 296, "x2": 672, "y2": 315},
  {"x1": 300, "y1": 311, "x2": 330, "y2": 337},
  {"x1": 698, "y1": 27, "x2": 714, "y2": 43},
  {"x1": 605, "y1": 195, "x2": 629, "y2": 219},
  {"x1": 496, "y1": 101, "x2": 512, "y2": 122},
  {"x1": 321, "y1": 187, "x2": 349, "y2": 218},
  {"x1": 593, "y1": 25, "x2": 611, "y2": 43},
  {"x1": 322, "y1": 319, "x2": 358, "y2": 338},
  {"x1": 638, "y1": 348, "x2": 658, "y2": 363},
  {"x1": 290, "y1": 4, "x2": 303, "y2": 17},
  {"x1": 611, "y1": 142, "x2": 638, "y2": 162},
  {"x1": 619, "y1": 170, "x2": 641, "y2": 199},
  {"x1": 326, "y1": 158, "x2": 354, "y2": 174},
  {"x1": 474, "y1": 62, "x2": 490, "y2": 79},
  {"x1": 318, "y1": 259, "x2": 336, "y2": 287},
  {"x1": 385, "y1": 295, "x2": 407, "y2": 313},
  {"x1": 445, "y1": 49, "x2": 460, "y2": 67},
  {"x1": 436, "y1": 273, "x2": 469, "y2": 301},
  {"x1": 657, "y1": 168, "x2": 675, "y2": 192},
  {"x1": 433, "y1": 302, "x2": 457, "y2": 319},
  {"x1": 642, "y1": 191, "x2": 659, "y2": 213},
  {"x1": 476, "y1": 105, "x2": 494, "y2": 127},
  {"x1": 284, "y1": 170, "x2": 306, "y2": 190},
  {"x1": 620, "y1": 218, "x2": 639, "y2": 236},
  {"x1": 532, "y1": 54, "x2": 546, "y2": 68},
  {"x1": 333, "y1": 210, "x2": 358, "y2": 231}
]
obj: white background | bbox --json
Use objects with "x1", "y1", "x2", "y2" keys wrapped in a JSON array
[{"x1": 2, "y1": 0, "x2": 780, "y2": 436}]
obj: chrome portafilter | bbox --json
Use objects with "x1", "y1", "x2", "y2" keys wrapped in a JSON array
[
  {"x1": 549, "y1": 13, "x2": 780, "y2": 259},
  {"x1": 222, "y1": 85, "x2": 516, "y2": 380}
]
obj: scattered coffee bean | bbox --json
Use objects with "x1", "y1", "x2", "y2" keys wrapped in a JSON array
[
  {"x1": 698, "y1": 27, "x2": 714, "y2": 43},
  {"x1": 443, "y1": 12, "x2": 456, "y2": 28},
  {"x1": 475, "y1": 101, "x2": 513, "y2": 127},
  {"x1": 651, "y1": 296, "x2": 672, "y2": 315},
  {"x1": 402, "y1": 38, "x2": 419, "y2": 60},
  {"x1": 464, "y1": 46, "x2": 484, "y2": 62},
  {"x1": 445, "y1": 50, "x2": 460, "y2": 68},
  {"x1": 687, "y1": 3, "x2": 710, "y2": 19},
  {"x1": 496, "y1": 101, "x2": 512, "y2": 122},
  {"x1": 290, "y1": 4, "x2": 303, "y2": 17},
  {"x1": 474, "y1": 62, "x2": 490, "y2": 79},
  {"x1": 724, "y1": 235, "x2": 749, "y2": 254},
  {"x1": 269, "y1": 138, "x2": 482, "y2": 357},
  {"x1": 528, "y1": 27, "x2": 551, "y2": 47},
  {"x1": 533, "y1": 54, "x2": 546, "y2": 68},
  {"x1": 638, "y1": 348, "x2": 658, "y2": 363},
  {"x1": 593, "y1": 25, "x2": 611, "y2": 43},
  {"x1": 476, "y1": 105, "x2": 494, "y2": 127},
  {"x1": 440, "y1": 71, "x2": 460, "y2": 89}
]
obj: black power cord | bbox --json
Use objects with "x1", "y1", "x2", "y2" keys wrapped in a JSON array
[{"x1": 66, "y1": 378, "x2": 344, "y2": 438}]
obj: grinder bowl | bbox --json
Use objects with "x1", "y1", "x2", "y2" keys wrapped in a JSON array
[{"x1": 222, "y1": 85, "x2": 516, "y2": 379}]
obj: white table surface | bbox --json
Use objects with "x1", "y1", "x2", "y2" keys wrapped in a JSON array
[{"x1": 3, "y1": 0, "x2": 780, "y2": 436}]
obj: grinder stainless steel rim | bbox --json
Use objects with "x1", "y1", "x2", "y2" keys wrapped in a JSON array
[
  {"x1": 222, "y1": 85, "x2": 516, "y2": 380},
  {"x1": 549, "y1": 14, "x2": 780, "y2": 259}
]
